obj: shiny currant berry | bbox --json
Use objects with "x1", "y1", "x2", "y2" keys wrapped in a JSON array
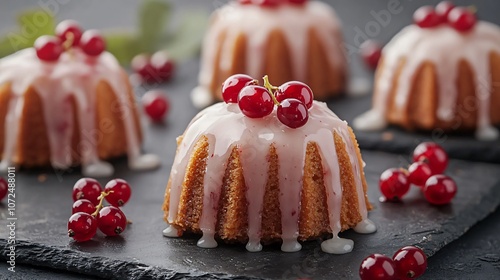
[
  {"x1": 413, "y1": 6, "x2": 441, "y2": 28},
  {"x1": 55, "y1": 20, "x2": 83, "y2": 46},
  {"x1": 448, "y1": 7, "x2": 477, "y2": 32},
  {"x1": 424, "y1": 175, "x2": 457, "y2": 205},
  {"x1": 393, "y1": 246, "x2": 428, "y2": 279},
  {"x1": 151, "y1": 51, "x2": 175, "y2": 82},
  {"x1": 379, "y1": 168, "x2": 410, "y2": 201},
  {"x1": 222, "y1": 74, "x2": 257, "y2": 104},
  {"x1": 72, "y1": 178, "x2": 102, "y2": 205},
  {"x1": 408, "y1": 162, "x2": 433, "y2": 188},
  {"x1": 80, "y1": 30, "x2": 106, "y2": 56},
  {"x1": 97, "y1": 206, "x2": 127, "y2": 236},
  {"x1": 412, "y1": 142, "x2": 448, "y2": 174},
  {"x1": 255, "y1": 0, "x2": 283, "y2": 7},
  {"x1": 276, "y1": 81, "x2": 314, "y2": 109},
  {"x1": 68, "y1": 212, "x2": 98, "y2": 242},
  {"x1": 237, "y1": 85, "x2": 274, "y2": 118},
  {"x1": 104, "y1": 179, "x2": 132, "y2": 207},
  {"x1": 0, "y1": 177, "x2": 7, "y2": 201},
  {"x1": 142, "y1": 90, "x2": 169, "y2": 122},
  {"x1": 72, "y1": 199, "x2": 96, "y2": 215},
  {"x1": 34, "y1": 35, "x2": 63, "y2": 62},
  {"x1": 238, "y1": 0, "x2": 252, "y2": 4},
  {"x1": 131, "y1": 54, "x2": 157, "y2": 83},
  {"x1": 360, "y1": 40, "x2": 382, "y2": 70},
  {"x1": 277, "y1": 98, "x2": 309, "y2": 128},
  {"x1": 359, "y1": 254, "x2": 398, "y2": 280},
  {"x1": 435, "y1": 1, "x2": 455, "y2": 23}
]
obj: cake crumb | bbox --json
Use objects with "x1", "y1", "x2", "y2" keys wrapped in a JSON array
[
  {"x1": 38, "y1": 174, "x2": 47, "y2": 183},
  {"x1": 382, "y1": 132, "x2": 394, "y2": 141}
]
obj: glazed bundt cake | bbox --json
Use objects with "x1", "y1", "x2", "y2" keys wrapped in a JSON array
[
  {"x1": 354, "y1": 4, "x2": 500, "y2": 140},
  {"x1": 163, "y1": 78, "x2": 375, "y2": 253},
  {"x1": 192, "y1": 0, "x2": 346, "y2": 106},
  {"x1": 0, "y1": 24, "x2": 159, "y2": 176}
]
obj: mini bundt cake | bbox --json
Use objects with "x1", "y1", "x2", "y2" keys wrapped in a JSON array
[
  {"x1": 0, "y1": 23, "x2": 159, "y2": 176},
  {"x1": 163, "y1": 77, "x2": 375, "y2": 253},
  {"x1": 354, "y1": 4, "x2": 500, "y2": 140},
  {"x1": 192, "y1": 0, "x2": 347, "y2": 106}
]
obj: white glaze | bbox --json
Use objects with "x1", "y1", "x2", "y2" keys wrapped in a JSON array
[
  {"x1": 354, "y1": 219, "x2": 377, "y2": 234},
  {"x1": 197, "y1": 1, "x2": 345, "y2": 97},
  {"x1": 162, "y1": 224, "x2": 180, "y2": 237},
  {"x1": 165, "y1": 101, "x2": 374, "y2": 253},
  {"x1": 354, "y1": 22, "x2": 500, "y2": 140},
  {"x1": 321, "y1": 236, "x2": 354, "y2": 254},
  {"x1": 0, "y1": 48, "x2": 160, "y2": 175}
]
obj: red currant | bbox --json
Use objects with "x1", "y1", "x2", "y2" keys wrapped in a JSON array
[
  {"x1": 222, "y1": 74, "x2": 257, "y2": 104},
  {"x1": 238, "y1": 85, "x2": 274, "y2": 118},
  {"x1": 72, "y1": 199, "x2": 96, "y2": 215},
  {"x1": 104, "y1": 179, "x2": 132, "y2": 207},
  {"x1": 276, "y1": 81, "x2": 313, "y2": 109},
  {"x1": 448, "y1": 7, "x2": 477, "y2": 32},
  {"x1": 131, "y1": 54, "x2": 157, "y2": 83},
  {"x1": 80, "y1": 30, "x2": 106, "y2": 56},
  {"x1": 413, "y1": 6, "x2": 441, "y2": 28},
  {"x1": 412, "y1": 142, "x2": 448, "y2": 174},
  {"x1": 277, "y1": 98, "x2": 309, "y2": 128},
  {"x1": 238, "y1": 0, "x2": 252, "y2": 4},
  {"x1": 34, "y1": 35, "x2": 63, "y2": 62},
  {"x1": 55, "y1": 20, "x2": 82, "y2": 46},
  {"x1": 359, "y1": 254, "x2": 398, "y2": 280},
  {"x1": 68, "y1": 212, "x2": 98, "y2": 242},
  {"x1": 393, "y1": 246, "x2": 428, "y2": 279},
  {"x1": 424, "y1": 175, "x2": 457, "y2": 205},
  {"x1": 0, "y1": 177, "x2": 7, "y2": 201},
  {"x1": 379, "y1": 168, "x2": 410, "y2": 201},
  {"x1": 360, "y1": 40, "x2": 382, "y2": 70},
  {"x1": 288, "y1": 0, "x2": 307, "y2": 5},
  {"x1": 435, "y1": 1, "x2": 455, "y2": 23},
  {"x1": 408, "y1": 162, "x2": 433, "y2": 188},
  {"x1": 142, "y1": 90, "x2": 169, "y2": 122},
  {"x1": 72, "y1": 178, "x2": 102, "y2": 205},
  {"x1": 254, "y1": 0, "x2": 283, "y2": 7},
  {"x1": 97, "y1": 206, "x2": 127, "y2": 236},
  {"x1": 151, "y1": 51, "x2": 175, "y2": 82}
]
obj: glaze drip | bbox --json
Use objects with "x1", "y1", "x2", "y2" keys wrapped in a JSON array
[
  {"x1": 0, "y1": 48, "x2": 160, "y2": 175},
  {"x1": 354, "y1": 22, "x2": 500, "y2": 140},
  {"x1": 165, "y1": 101, "x2": 373, "y2": 253}
]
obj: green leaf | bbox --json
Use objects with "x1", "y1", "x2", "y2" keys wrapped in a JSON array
[
  {"x1": 16, "y1": 9, "x2": 55, "y2": 46},
  {"x1": 162, "y1": 11, "x2": 208, "y2": 61},
  {"x1": 104, "y1": 32, "x2": 141, "y2": 65},
  {"x1": 138, "y1": 0, "x2": 171, "y2": 53}
]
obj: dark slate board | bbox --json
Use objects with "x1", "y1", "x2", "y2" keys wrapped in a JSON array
[{"x1": 333, "y1": 95, "x2": 500, "y2": 164}]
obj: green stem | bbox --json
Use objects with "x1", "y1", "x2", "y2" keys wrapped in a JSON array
[{"x1": 263, "y1": 75, "x2": 280, "y2": 106}]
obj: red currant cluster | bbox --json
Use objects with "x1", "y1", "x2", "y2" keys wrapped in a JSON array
[
  {"x1": 360, "y1": 246, "x2": 428, "y2": 280},
  {"x1": 68, "y1": 178, "x2": 132, "y2": 242},
  {"x1": 222, "y1": 74, "x2": 313, "y2": 128},
  {"x1": 413, "y1": 1, "x2": 477, "y2": 32},
  {"x1": 0, "y1": 177, "x2": 7, "y2": 201},
  {"x1": 379, "y1": 142, "x2": 457, "y2": 205},
  {"x1": 142, "y1": 90, "x2": 170, "y2": 123},
  {"x1": 360, "y1": 40, "x2": 382, "y2": 70},
  {"x1": 132, "y1": 52, "x2": 175, "y2": 84},
  {"x1": 35, "y1": 20, "x2": 106, "y2": 62},
  {"x1": 238, "y1": 0, "x2": 307, "y2": 7}
]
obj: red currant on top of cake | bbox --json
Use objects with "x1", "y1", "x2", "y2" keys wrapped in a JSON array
[
  {"x1": 191, "y1": 0, "x2": 346, "y2": 108},
  {"x1": 162, "y1": 75, "x2": 376, "y2": 254},
  {"x1": 0, "y1": 20, "x2": 160, "y2": 176},
  {"x1": 354, "y1": 1, "x2": 500, "y2": 141}
]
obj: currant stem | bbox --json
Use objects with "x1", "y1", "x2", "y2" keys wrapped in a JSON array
[
  {"x1": 91, "y1": 190, "x2": 114, "y2": 217},
  {"x1": 62, "y1": 32, "x2": 75, "y2": 51},
  {"x1": 262, "y1": 75, "x2": 280, "y2": 106},
  {"x1": 467, "y1": 5, "x2": 477, "y2": 14}
]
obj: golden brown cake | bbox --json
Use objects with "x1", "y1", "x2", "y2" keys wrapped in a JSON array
[
  {"x1": 354, "y1": 21, "x2": 500, "y2": 140},
  {"x1": 191, "y1": 0, "x2": 347, "y2": 107},
  {"x1": 0, "y1": 48, "x2": 160, "y2": 176},
  {"x1": 162, "y1": 101, "x2": 375, "y2": 254}
]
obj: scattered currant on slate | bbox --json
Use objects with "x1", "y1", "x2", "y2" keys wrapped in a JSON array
[
  {"x1": 360, "y1": 246, "x2": 427, "y2": 280},
  {"x1": 221, "y1": 74, "x2": 313, "y2": 129},
  {"x1": 0, "y1": 177, "x2": 7, "y2": 201},
  {"x1": 360, "y1": 40, "x2": 382, "y2": 70},
  {"x1": 379, "y1": 142, "x2": 457, "y2": 205},
  {"x1": 413, "y1": 1, "x2": 477, "y2": 32},
  {"x1": 35, "y1": 19, "x2": 106, "y2": 62},
  {"x1": 68, "y1": 178, "x2": 132, "y2": 242},
  {"x1": 131, "y1": 51, "x2": 175, "y2": 84},
  {"x1": 142, "y1": 90, "x2": 170, "y2": 122}
]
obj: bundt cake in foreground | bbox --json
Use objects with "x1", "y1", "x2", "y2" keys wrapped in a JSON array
[
  {"x1": 354, "y1": 3, "x2": 500, "y2": 140},
  {"x1": 0, "y1": 22, "x2": 160, "y2": 176},
  {"x1": 163, "y1": 76, "x2": 375, "y2": 254},
  {"x1": 191, "y1": 0, "x2": 346, "y2": 107}
]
